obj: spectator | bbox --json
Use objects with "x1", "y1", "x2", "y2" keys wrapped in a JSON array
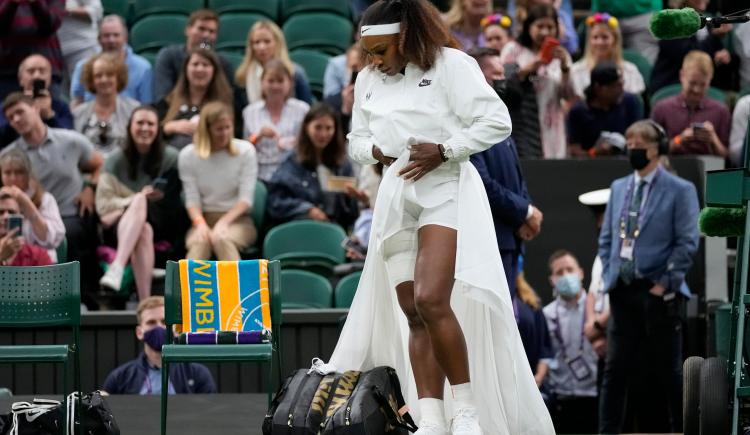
[
  {"x1": 650, "y1": 0, "x2": 732, "y2": 94},
  {"x1": 70, "y1": 14, "x2": 153, "y2": 106},
  {"x1": 0, "y1": 54, "x2": 73, "y2": 146},
  {"x1": 153, "y1": 9, "x2": 235, "y2": 102},
  {"x1": 569, "y1": 13, "x2": 645, "y2": 99},
  {"x1": 155, "y1": 48, "x2": 234, "y2": 150},
  {"x1": 323, "y1": 35, "x2": 361, "y2": 99},
  {"x1": 235, "y1": 20, "x2": 313, "y2": 106},
  {"x1": 567, "y1": 61, "x2": 643, "y2": 157},
  {"x1": 2, "y1": 92, "x2": 103, "y2": 305},
  {"x1": 57, "y1": 0, "x2": 101, "y2": 89},
  {"x1": 442, "y1": 0, "x2": 492, "y2": 51},
  {"x1": 96, "y1": 106, "x2": 186, "y2": 300},
  {"x1": 543, "y1": 250, "x2": 598, "y2": 434},
  {"x1": 73, "y1": 52, "x2": 139, "y2": 157},
  {"x1": 178, "y1": 102, "x2": 258, "y2": 261},
  {"x1": 267, "y1": 104, "x2": 359, "y2": 228},
  {"x1": 0, "y1": 149, "x2": 65, "y2": 256},
  {"x1": 730, "y1": 94, "x2": 750, "y2": 166},
  {"x1": 500, "y1": 4, "x2": 574, "y2": 159},
  {"x1": 102, "y1": 296, "x2": 216, "y2": 394},
  {"x1": 652, "y1": 51, "x2": 730, "y2": 157},
  {"x1": 514, "y1": 260, "x2": 553, "y2": 394},
  {"x1": 242, "y1": 60, "x2": 309, "y2": 181},
  {"x1": 481, "y1": 13, "x2": 514, "y2": 54},
  {"x1": 735, "y1": 22, "x2": 750, "y2": 90},
  {"x1": 323, "y1": 46, "x2": 362, "y2": 129},
  {"x1": 512, "y1": 0, "x2": 578, "y2": 55},
  {"x1": 590, "y1": 0, "x2": 660, "y2": 64},
  {"x1": 598, "y1": 120, "x2": 700, "y2": 433},
  {"x1": 0, "y1": 0, "x2": 65, "y2": 100},
  {"x1": 468, "y1": 46, "x2": 541, "y2": 294},
  {"x1": 0, "y1": 193, "x2": 52, "y2": 266}
]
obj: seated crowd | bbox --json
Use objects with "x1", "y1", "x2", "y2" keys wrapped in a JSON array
[{"x1": 0, "y1": 3, "x2": 749, "y2": 431}]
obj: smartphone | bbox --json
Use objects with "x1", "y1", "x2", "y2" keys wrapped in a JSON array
[
  {"x1": 341, "y1": 236, "x2": 367, "y2": 258},
  {"x1": 32, "y1": 79, "x2": 45, "y2": 98},
  {"x1": 539, "y1": 36, "x2": 560, "y2": 65},
  {"x1": 6, "y1": 214, "x2": 22, "y2": 234},
  {"x1": 151, "y1": 177, "x2": 168, "y2": 192},
  {"x1": 350, "y1": 69, "x2": 359, "y2": 85},
  {"x1": 691, "y1": 122, "x2": 705, "y2": 131}
]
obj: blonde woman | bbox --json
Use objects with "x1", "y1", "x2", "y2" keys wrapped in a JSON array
[
  {"x1": 443, "y1": 0, "x2": 492, "y2": 51},
  {"x1": 235, "y1": 20, "x2": 312, "y2": 105},
  {"x1": 569, "y1": 13, "x2": 645, "y2": 99},
  {"x1": 178, "y1": 102, "x2": 259, "y2": 260}
]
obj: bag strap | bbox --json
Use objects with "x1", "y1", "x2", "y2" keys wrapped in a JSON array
[
  {"x1": 371, "y1": 386, "x2": 419, "y2": 433},
  {"x1": 386, "y1": 368, "x2": 418, "y2": 430}
]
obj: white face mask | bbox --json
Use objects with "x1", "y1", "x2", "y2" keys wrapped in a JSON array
[{"x1": 555, "y1": 273, "x2": 581, "y2": 299}]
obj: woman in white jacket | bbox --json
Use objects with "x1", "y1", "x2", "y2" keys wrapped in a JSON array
[{"x1": 327, "y1": 1, "x2": 554, "y2": 435}]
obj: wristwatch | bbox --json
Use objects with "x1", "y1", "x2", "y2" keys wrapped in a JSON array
[{"x1": 437, "y1": 144, "x2": 449, "y2": 162}]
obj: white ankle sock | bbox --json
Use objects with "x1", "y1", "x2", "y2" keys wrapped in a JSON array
[
  {"x1": 418, "y1": 398, "x2": 445, "y2": 425},
  {"x1": 451, "y1": 382, "x2": 475, "y2": 410}
]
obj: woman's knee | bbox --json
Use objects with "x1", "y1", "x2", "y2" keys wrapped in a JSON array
[
  {"x1": 414, "y1": 285, "x2": 451, "y2": 322},
  {"x1": 396, "y1": 282, "x2": 424, "y2": 328}
]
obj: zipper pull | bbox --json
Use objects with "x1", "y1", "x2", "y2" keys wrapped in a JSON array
[
  {"x1": 345, "y1": 406, "x2": 351, "y2": 426},
  {"x1": 288, "y1": 413, "x2": 293, "y2": 427}
]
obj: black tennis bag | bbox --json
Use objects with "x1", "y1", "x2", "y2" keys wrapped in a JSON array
[{"x1": 263, "y1": 366, "x2": 418, "y2": 435}]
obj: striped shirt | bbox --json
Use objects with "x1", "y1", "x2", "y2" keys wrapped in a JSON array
[{"x1": 0, "y1": 0, "x2": 65, "y2": 80}]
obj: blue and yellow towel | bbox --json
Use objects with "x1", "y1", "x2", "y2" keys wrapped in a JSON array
[{"x1": 177, "y1": 259, "x2": 271, "y2": 333}]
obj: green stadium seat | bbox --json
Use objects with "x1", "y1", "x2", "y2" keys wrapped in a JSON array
[
  {"x1": 263, "y1": 220, "x2": 347, "y2": 275},
  {"x1": 130, "y1": 15, "x2": 188, "y2": 56},
  {"x1": 622, "y1": 49, "x2": 653, "y2": 90},
  {"x1": 280, "y1": 269, "x2": 334, "y2": 309},
  {"x1": 132, "y1": 0, "x2": 205, "y2": 22},
  {"x1": 280, "y1": 0, "x2": 350, "y2": 21},
  {"x1": 55, "y1": 236, "x2": 67, "y2": 263},
  {"x1": 650, "y1": 83, "x2": 728, "y2": 108},
  {"x1": 239, "y1": 180, "x2": 268, "y2": 259},
  {"x1": 102, "y1": 0, "x2": 130, "y2": 22},
  {"x1": 209, "y1": 0, "x2": 279, "y2": 21},
  {"x1": 334, "y1": 271, "x2": 361, "y2": 308},
  {"x1": 290, "y1": 49, "x2": 331, "y2": 100},
  {"x1": 215, "y1": 13, "x2": 266, "y2": 53},
  {"x1": 283, "y1": 13, "x2": 353, "y2": 56}
]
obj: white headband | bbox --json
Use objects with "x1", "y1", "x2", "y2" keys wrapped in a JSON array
[{"x1": 360, "y1": 22, "x2": 401, "y2": 36}]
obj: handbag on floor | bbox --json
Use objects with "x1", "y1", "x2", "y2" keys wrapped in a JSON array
[
  {"x1": 8, "y1": 391, "x2": 119, "y2": 435},
  {"x1": 263, "y1": 361, "x2": 418, "y2": 434},
  {"x1": 9, "y1": 399, "x2": 63, "y2": 435}
]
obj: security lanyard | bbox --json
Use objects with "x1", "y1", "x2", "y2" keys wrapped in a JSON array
[
  {"x1": 618, "y1": 168, "x2": 662, "y2": 240},
  {"x1": 552, "y1": 301, "x2": 586, "y2": 360}
]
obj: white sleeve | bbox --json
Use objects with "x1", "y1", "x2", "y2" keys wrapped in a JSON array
[
  {"x1": 729, "y1": 96, "x2": 750, "y2": 166},
  {"x1": 347, "y1": 68, "x2": 379, "y2": 165},
  {"x1": 440, "y1": 50, "x2": 512, "y2": 161}
]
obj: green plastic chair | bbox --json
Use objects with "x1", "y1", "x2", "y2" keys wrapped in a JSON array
[
  {"x1": 283, "y1": 13, "x2": 353, "y2": 56},
  {"x1": 0, "y1": 387, "x2": 11, "y2": 399},
  {"x1": 289, "y1": 49, "x2": 331, "y2": 100},
  {"x1": 239, "y1": 180, "x2": 268, "y2": 259},
  {"x1": 650, "y1": 83, "x2": 728, "y2": 108},
  {"x1": 622, "y1": 49, "x2": 653, "y2": 90},
  {"x1": 262, "y1": 220, "x2": 347, "y2": 275},
  {"x1": 56, "y1": 237, "x2": 67, "y2": 263},
  {"x1": 280, "y1": 269, "x2": 333, "y2": 309},
  {"x1": 160, "y1": 260, "x2": 282, "y2": 435},
  {"x1": 209, "y1": 0, "x2": 279, "y2": 21},
  {"x1": 101, "y1": 0, "x2": 130, "y2": 23},
  {"x1": 215, "y1": 13, "x2": 267, "y2": 53},
  {"x1": 130, "y1": 15, "x2": 188, "y2": 56},
  {"x1": 0, "y1": 262, "x2": 81, "y2": 434},
  {"x1": 280, "y1": 0, "x2": 351, "y2": 20},
  {"x1": 334, "y1": 271, "x2": 361, "y2": 308},
  {"x1": 739, "y1": 87, "x2": 750, "y2": 100},
  {"x1": 132, "y1": 0, "x2": 204, "y2": 22},
  {"x1": 220, "y1": 50, "x2": 244, "y2": 74}
]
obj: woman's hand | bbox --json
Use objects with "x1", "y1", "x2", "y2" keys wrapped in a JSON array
[
  {"x1": 256, "y1": 126, "x2": 279, "y2": 141},
  {"x1": 344, "y1": 185, "x2": 370, "y2": 207},
  {"x1": 141, "y1": 185, "x2": 164, "y2": 202},
  {"x1": 0, "y1": 185, "x2": 34, "y2": 215},
  {"x1": 552, "y1": 46, "x2": 569, "y2": 70},
  {"x1": 187, "y1": 222, "x2": 211, "y2": 245},
  {"x1": 398, "y1": 143, "x2": 444, "y2": 181},
  {"x1": 372, "y1": 145, "x2": 396, "y2": 167},
  {"x1": 308, "y1": 207, "x2": 329, "y2": 221}
]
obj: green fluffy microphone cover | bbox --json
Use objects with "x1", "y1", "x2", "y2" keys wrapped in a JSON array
[
  {"x1": 649, "y1": 8, "x2": 703, "y2": 40},
  {"x1": 699, "y1": 207, "x2": 747, "y2": 237}
]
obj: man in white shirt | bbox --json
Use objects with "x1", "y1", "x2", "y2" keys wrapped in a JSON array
[
  {"x1": 543, "y1": 250, "x2": 599, "y2": 434},
  {"x1": 729, "y1": 94, "x2": 750, "y2": 167}
]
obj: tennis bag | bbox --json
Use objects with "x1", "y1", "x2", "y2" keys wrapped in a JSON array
[{"x1": 263, "y1": 366, "x2": 418, "y2": 434}]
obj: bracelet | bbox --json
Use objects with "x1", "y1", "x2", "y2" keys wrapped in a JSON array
[
  {"x1": 192, "y1": 216, "x2": 206, "y2": 226},
  {"x1": 83, "y1": 180, "x2": 97, "y2": 191},
  {"x1": 437, "y1": 144, "x2": 449, "y2": 162},
  {"x1": 249, "y1": 134, "x2": 258, "y2": 145}
]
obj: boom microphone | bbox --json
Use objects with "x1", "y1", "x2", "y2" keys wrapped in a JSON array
[
  {"x1": 699, "y1": 207, "x2": 746, "y2": 238},
  {"x1": 649, "y1": 7, "x2": 750, "y2": 40}
]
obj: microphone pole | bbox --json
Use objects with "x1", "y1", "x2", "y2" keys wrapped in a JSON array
[{"x1": 702, "y1": 13, "x2": 749, "y2": 28}]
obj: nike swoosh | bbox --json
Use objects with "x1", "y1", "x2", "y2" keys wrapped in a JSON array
[{"x1": 361, "y1": 28, "x2": 370, "y2": 34}]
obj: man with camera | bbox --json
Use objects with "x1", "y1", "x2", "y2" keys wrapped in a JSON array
[
  {"x1": 0, "y1": 193, "x2": 51, "y2": 266},
  {"x1": 0, "y1": 54, "x2": 73, "y2": 147}
]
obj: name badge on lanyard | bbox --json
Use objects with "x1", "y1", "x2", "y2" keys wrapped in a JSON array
[
  {"x1": 553, "y1": 303, "x2": 591, "y2": 381},
  {"x1": 620, "y1": 238, "x2": 634, "y2": 261},
  {"x1": 618, "y1": 170, "x2": 661, "y2": 262}
]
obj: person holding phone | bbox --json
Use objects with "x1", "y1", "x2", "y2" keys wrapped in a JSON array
[
  {"x1": 96, "y1": 106, "x2": 186, "y2": 299},
  {"x1": 500, "y1": 4, "x2": 574, "y2": 159},
  {"x1": 327, "y1": 1, "x2": 554, "y2": 434},
  {"x1": 267, "y1": 103, "x2": 360, "y2": 228},
  {"x1": 0, "y1": 193, "x2": 52, "y2": 266},
  {"x1": 324, "y1": 46, "x2": 362, "y2": 131}
]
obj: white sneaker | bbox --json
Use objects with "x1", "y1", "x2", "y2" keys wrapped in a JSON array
[
  {"x1": 99, "y1": 263, "x2": 124, "y2": 291},
  {"x1": 415, "y1": 419, "x2": 449, "y2": 435},
  {"x1": 450, "y1": 407, "x2": 483, "y2": 435},
  {"x1": 152, "y1": 268, "x2": 166, "y2": 279}
]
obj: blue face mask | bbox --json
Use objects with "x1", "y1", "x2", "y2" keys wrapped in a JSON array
[
  {"x1": 555, "y1": 273, "x2": 582, "y2": 299},
  {"x1": 143, "y1": 326, "x2": 167, "y2": 352}
]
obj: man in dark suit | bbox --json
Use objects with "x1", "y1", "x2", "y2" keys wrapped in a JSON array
[
  {"x1": 467, "y1": 47, "x2": 543, "y2": 293},
  {"x1": 597, "y1": 120, "x2": 700, "y2": 434}
]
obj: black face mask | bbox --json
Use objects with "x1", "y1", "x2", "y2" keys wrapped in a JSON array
[
  {"x1": 628, "y1": 148, "x2": 651, "y2": 170},
  {"x1": 492, "y1": 79, "x2": 521, "y2": 111}
]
